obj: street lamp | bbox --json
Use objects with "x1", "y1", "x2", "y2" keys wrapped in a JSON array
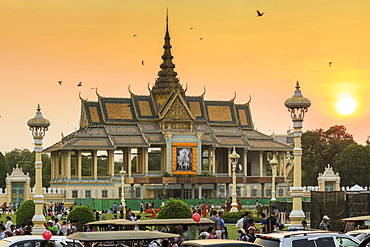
[
  {"x1": 229, "y1": 147, "x2": 240, "y2": 212},
  {"x1": 27, "y1": 104, "x2": 50, "y2": 235},
  {"x1": 269, "y1": 155, "x2": 278, "y2": 202},
  {"x1": 119, "y1": 168, "x2": 126, "y2": 210},
  {"x1": 284, "y1": 81, "x2": 311, "y2": 228}
]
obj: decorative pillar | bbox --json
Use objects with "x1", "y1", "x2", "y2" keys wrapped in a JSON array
[
  {"x1": 5, "y1": 175, "x2": 11, "y2": 206},
  {"x1": 119, "y1": 168, "x2": 126, "y2": 209},
  {"x1": 259, "y1": 151, "x2": 263, "y2": 177},
  {"x1": 229, "y1": 147, "x2": 240, "y2": 212},
  {"x1": 27, "y1": 104, "x2": 50, "y2": 234},
  {"x1": 270, "y1": 154, "x2": 278, "y2": 202},
  {"x1": 284, "y1": 81, "x2": 311, "y2": 228},
  {"x1": 25, "y1": 175, "x2": 31, "y2": 201}
]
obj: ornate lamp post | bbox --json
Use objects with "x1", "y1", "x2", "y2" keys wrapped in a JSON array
[
  {"x1": 27, "y1": 104, "x2": 50, "y2": 234},
  {"x1": 119, "y1": 168, "x2": 126, "y2": 209},
  {"x1": 269, "y1": 155, "x2": 278, "y2": 202},
  {"x1": 229, "y1": 147, "x2": 240, "y2": 212},
  {"x1": 284, "y1": 81, "x2": 311, "y2": 228}
]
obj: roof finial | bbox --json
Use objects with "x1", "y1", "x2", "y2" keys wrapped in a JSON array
[{"x1": 296, "y1": 81, "x2": 300, "y2": 90}]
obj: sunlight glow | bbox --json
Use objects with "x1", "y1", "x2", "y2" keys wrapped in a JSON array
[{"x1": 336, "y1": 96, "x2": 357, "y2": 115}]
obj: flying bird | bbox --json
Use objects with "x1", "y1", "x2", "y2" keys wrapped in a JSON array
[
  {"x1": 200, "y1": 38, "x2": 203, "y2": 40},
  {"x1": 58, "y1": 81, "x2": 63, "y2": 85},
  {"x1": 190, "y1": 28, "x2": 193, "y2": 30},
  {"x1": 329, "y1": 61, "x2": 332, "y2": 67},
  {"x1": 133, "y1": 34, "x2": 137, "y2": 37},
  {"x1": 77, "y1": 82, "x2": 82, "y2": 87},
  {"x1": 142, "y1": 60, "x2": 145, "y2": 65},
  {"x1": 256, "y1": 10, "x2": 265, "y2": 17}
]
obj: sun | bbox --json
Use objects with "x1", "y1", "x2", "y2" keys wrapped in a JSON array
[{"x1": 335, "y1": 96, "x2": 357, "y2": 115}]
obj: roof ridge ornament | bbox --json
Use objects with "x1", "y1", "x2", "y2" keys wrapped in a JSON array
[
  {"x1": 246, "y1": 95, "x2": 252, "y2": 105},
  {"x1": 95, "y1": 87, "x2": 101, "y2": 98},
  {"x1": 79, "y1": 92, "x2": 87, "y2": 102},
  {"x1": 230, "y1": 92, "x2": 236, "y2": 102}
]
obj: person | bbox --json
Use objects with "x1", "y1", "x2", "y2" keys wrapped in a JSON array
[
  {"x1": 265, "y1": 211, "x2": 277, "y2": 233},
  {"x1": 46, "y1": 220, "x2": 57, "y2": 235},
  {"x1": 5, "y1": 217, "x2": 13, "y2": 231},
  {"x1": 222, "y1": 226, "x2": 229, "y2": 239},
  {"x1": 319, "y1": 215, "x2": 331, "y2": 230},
  {"x1": 242, "y1": 211, "x2": 251, "y2": 231},
  {"x1": 237, "y1": 200, "x2": 242, "y2": 211},
  {"x1": 45, "y1": 241, "x2": 55, "y2": 247},
  {"x1": 301, "y1": 220, "x2": 308, "y2": 230},
  {"x1": 0, "y1": 225, "x2": 5, "y2": 240},
  {"x1": 182, "y1": 225, "x2": 190, "y2": 241},
  {"x1": 236, "y1": 214, "x2": 245, "y2": 229},
  {"x1": 61, "y1": 221, "x2": 68, "y2": 236},
  {"x1": 217, "y1": 211, "x2": 225, "y2": 230},
  {"x1": 247, "y1": 227, "x2": 257, "y2": 242},
  {"x1": 202, "y1": 201, "x2": 207, "y2": 217},
  {"x1": 112, "y1": 203, "x2": 117, "y2": 213},
  {"x1": 207, "y1": 227, "x2": 215, "y2": 239},
  {"x1": 209, "y1": 210, "x2": 220, "y2": 230},
  {"x1": 55, "y1": 219, "x2": 62, "y2": 235},
  {"x1": 260, "y1": 213, "x2": 267, "y2": 233},
  {"x1": 237, "y1": 228, "x2": 249, "y2": 242}
]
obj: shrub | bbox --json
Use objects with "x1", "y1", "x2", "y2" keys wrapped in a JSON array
[
  {"x1": 67, "y1": 206, "x2": 95, "y2": 230},
  {"x1": 16, "y1": 200, "x2": 35, "y2": 226},
  {"x1": 156, "y1": 199, "x2": 192, "y2": 219}
]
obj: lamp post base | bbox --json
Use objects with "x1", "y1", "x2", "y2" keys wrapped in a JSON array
[
  {"x1": 32, "y1": 214, "x2": 46, "y2": 235},
  {"x1": 289, "y1": 209, "x2": 305, "y2": 229},
  {"x1": 230, "y1": 203, "x2": 239, "y2": 212}
]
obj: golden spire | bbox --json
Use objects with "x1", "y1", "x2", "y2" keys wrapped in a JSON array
[{"x1": 152, "y1": 10, "x2": 183, "y2": 95}]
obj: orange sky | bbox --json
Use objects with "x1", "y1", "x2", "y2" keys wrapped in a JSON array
[{"x1": 1, "y1": 0, "x2": 370, "y2": 152}]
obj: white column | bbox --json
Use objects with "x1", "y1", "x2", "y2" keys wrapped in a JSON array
[
  {"x1": 243, "y1": 149, "x2": 248, "y2": 177},
  {"x1": 77, "y1": 151, "x2": 82, "y2": 180},
  {"x1": 108, "y1": 150, "x2": 115, "y2": 177},
  {"x1": 212, "y1": 147, "x2": 216, "y2": 175},
  {"x1": 191, "y1": 184, "x2": 195, "y2": 199},
  {"x1": 65, "y1": 151, "x2": 71, "y2": 180},
  {"x1": 228, "y1": 148, "x2": 232, "y2": 176},
  {"x1": 127, "y1": 148, "x2": 132, "y2": 177},
  {"x1": 259, "y1": 151, "x2": 263, "y2": 177},
  {"x1": 198, "y1": 184, "x2": 202, "y2": 199},
  {"x1": 91, "y1": 151, "x2": 98, "y2": 180},
  {"x1": 143, "y1": 148, "x2": 149, "y2": 175},
  {"x1": 55, "y1": 154, "x2": 60, "y2": 180}
]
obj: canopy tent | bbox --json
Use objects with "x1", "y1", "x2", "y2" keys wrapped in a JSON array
[{"x1": 67, "y1": 230, "x2": 179, "y2": 241}]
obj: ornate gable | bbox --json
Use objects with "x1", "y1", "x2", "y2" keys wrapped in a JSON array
[{"x1": 159, "y1": 92, "x2": 194, "y2": 130}]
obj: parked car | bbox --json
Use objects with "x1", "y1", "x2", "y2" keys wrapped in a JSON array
[
  {"x1": 255, "y1": 230, "x2": 360, "y2": 247},
  {"x1": 180, "y1": 239, "x2": 263, "y2": 247},
  {"x1": 0, "y1": 235, "x2": 83, "y2": 247},
  {"x1": 346, "y1": 230, "x2": 370, "y2": 241}
]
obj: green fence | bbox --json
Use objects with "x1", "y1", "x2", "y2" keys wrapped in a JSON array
[{"x1": 74, "y1": 197, "x2": 307, "y2": 212}]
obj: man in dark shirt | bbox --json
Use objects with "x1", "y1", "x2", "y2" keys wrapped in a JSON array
[
  {"x1": 265, "y1": 211, "x2": 277, "y2": 233},
  {"x1": 242, "y1": 211, "x2": 251, "y2": 231}
]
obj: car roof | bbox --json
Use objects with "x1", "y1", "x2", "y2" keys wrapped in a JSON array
[
  {"x1": 347, "y1": 230, "x2": 370, "y2": 234},
  {"x1": 181, "y1": 239, "x2": 262, "y2": 246},
  {"x1": 0, "y1": 236, "x2": 71, "y2": 242},
  {"x1": 257, "y1": 230, "x2": 353, "y2": 240},
  {"x1": 67, "y1": 230, "x2": 179, "y2": 241}
]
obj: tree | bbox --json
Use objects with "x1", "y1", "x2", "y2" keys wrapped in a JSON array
[
  {"x1": 302, "y1": 125, "x2": 355, "y2": 185},
  {"x1": 156, "y1": 199, "x2": 192, "y2": 219},
  {"x1": 67, "y1": 206, "x2": 95, "y2": 230},
  {"x1": 0, "y1": 152, "x2": 9, "y2": 189},
  {"x1": 334, "y1": 143, "x2": 370, "y2": 187},
  {"x1": 16, "y1": 200, "x2": 35, "y2": 226}
]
